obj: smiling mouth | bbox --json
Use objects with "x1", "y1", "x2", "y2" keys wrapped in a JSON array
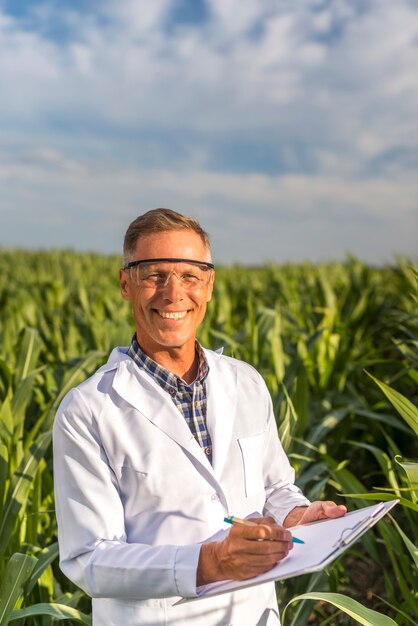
[{"x1": 157, "y1": 311, "x2": 188, "y2": 320}]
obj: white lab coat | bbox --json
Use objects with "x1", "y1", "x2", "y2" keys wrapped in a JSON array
[{"x1": 53, "y1": 347, "x2": 310, "y2": 626}]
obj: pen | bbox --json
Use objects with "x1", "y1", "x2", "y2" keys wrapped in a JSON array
[{"x1": 224, "y1": 515, "x2": 305, "y2": 544}]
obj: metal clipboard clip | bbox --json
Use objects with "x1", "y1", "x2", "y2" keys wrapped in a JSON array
[
  {"x1": 332, "y1": 501, "x2": 389, "y2": 549},
  {"x1": 332, "y1": 516, "x2": 373, "y2": 548}
]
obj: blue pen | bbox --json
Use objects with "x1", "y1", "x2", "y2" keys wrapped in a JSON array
[{"x1": 224, "y1": 515, "x2": 305, "y2": 544}]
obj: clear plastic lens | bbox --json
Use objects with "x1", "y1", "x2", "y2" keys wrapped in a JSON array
[{"x1": 129, "y1": 262, "x2": 211, "y2": 288}]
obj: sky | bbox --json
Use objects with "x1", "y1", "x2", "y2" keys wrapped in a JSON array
[{"x1": 0, "y1": 0, "x2": 417, "y2": 265}]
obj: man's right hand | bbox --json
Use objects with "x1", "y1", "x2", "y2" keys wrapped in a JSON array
[{"x1": 196, "y1": 517, "x2": 293, "y2": 586}]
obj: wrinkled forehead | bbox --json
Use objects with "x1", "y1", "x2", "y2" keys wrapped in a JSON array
[{"x1": 132, "y1": 230, "x2": 212, "y2": 263}]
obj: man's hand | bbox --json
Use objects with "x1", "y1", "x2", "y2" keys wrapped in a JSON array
[
  {"x1": 197, "y1": 517, "x2": 293, "y2": 586},
  {"x1": 283, "y1": 501, "x2": 347, "y2": 527}
]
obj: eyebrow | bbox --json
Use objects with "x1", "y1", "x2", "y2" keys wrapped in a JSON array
[{"x1": 122, "y1": 258, "x2": 215, "y2": 270}]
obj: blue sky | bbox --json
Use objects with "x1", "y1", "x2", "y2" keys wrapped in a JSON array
[{"x1": 0, "y1": 0, "x2": 417, "y2": 264}]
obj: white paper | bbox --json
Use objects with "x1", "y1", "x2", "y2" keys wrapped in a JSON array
[{"x1": 175, "y1": 499, "x2": 398, "y2": 604}]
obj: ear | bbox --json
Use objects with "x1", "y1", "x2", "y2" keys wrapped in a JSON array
[
  {"x1": 119, "y1": 269, "x2": 131, "y2": 301},
  {"x1": 206, "y1": 270, "x2": 215, "y2": 303}
]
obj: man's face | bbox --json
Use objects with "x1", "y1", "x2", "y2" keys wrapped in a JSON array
[{"x1": 119, "y1": 230, "x2": 214, "y2": 358}]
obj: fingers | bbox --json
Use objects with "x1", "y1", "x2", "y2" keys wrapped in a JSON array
[
  {"x1": 296, "y1": 500, "x2": 348, "y2": 524},
  {"x1": 248, "y1": 516, "x2": 277, "y2": 526},
  {"x1": 217, "y1": 521, "x2": 293, "y2": 580},
  {"x1": 318, "y1": 501, "x2": 347, "y2": 518},
  {"x1": 230, "y1": 520, "x2": 292, "y2": 543},
  {"x1": 198, "y1": 522, "x2": 294, "y2": 586},
  {"x1": 323, "y1": 503, "x2": 347, "y2": 518}
]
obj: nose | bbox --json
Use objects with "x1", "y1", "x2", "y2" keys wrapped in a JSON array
[{"x1": 161, "y1": 271, "x2": 184, "y2": 300}]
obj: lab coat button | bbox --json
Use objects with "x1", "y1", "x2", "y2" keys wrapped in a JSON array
[
  {"x1": 204, "y1": 446, "x2": 212, "y2": 456},
  {"x1": 211, "y1": 492, "x2": 220, "y2": 502}
]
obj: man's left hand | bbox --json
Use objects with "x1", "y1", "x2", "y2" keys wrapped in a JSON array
[{"x1": 283, "y1": 501, "x2": 347, "y2": 527}]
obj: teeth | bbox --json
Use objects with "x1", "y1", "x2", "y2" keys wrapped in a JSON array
[{"x1": 158, "y1": 311, "x2": 187, "y2": 320}]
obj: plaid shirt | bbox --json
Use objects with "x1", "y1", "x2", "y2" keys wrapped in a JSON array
[{"x1": 128, "y1": 335, "x2": 213, "y2": 464}]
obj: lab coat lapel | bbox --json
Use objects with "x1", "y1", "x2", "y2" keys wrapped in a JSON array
[
  {"x1": 111, "y1": 359, "x2": 216, "y2": 477},
  {"x1": 205, "y1": 350, "x2": 238, "y2": 479}
]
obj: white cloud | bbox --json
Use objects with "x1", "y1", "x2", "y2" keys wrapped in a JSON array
[
  {"x1": 1, "y1": 151, "x2": 416, "y2": 262},
  {"x1": 0, "y1": 0, "x2": 416, "y2": 261}
]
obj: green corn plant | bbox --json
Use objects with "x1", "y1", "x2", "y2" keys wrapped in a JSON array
[
  {"x1": 0, "y1": 323, "x2": 106, "y2": 623},
  {"x1": 1, "y1": 251, "x2": 417, "y2": 624}
]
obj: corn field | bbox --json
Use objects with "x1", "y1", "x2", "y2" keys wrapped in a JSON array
[{"x1": 0, "y1": 250, "x2": 417, "y2": 625}]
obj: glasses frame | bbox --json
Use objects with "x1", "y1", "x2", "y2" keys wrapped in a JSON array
[
  {"x1": 122, "y1": 257, "x2": 215, "y2": 271},
  {"x1": 122, "y1": 257, "x2": 215, "y2": 289}
]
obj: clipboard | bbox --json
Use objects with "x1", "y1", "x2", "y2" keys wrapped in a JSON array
[{"x1": 175, "y1": 499, "x2": 398, "y2": 604}]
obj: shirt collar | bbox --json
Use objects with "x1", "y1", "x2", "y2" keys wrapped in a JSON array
[{"x1": 127, "y1": 334, "x2": 209, "y2": 390}]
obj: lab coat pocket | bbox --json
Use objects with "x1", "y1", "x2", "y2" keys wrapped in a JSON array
[
  {"x1": 238, "y1": 432, "x2": 266, "y2": 497},
  {"x1": 116, "y1": 465, "x2": 150, "y2": 511}
]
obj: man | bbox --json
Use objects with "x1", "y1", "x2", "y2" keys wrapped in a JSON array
[{"x1": 53, "y1": 208, "x2": 346, "y2": 626}]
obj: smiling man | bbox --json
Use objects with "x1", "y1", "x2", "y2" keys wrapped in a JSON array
[
  {"x1": 120, "y1": 225, "x2": 215, "y2": 382},
  {"x1": 53, "y1": 208, "x2": 346, "y2": 626}
]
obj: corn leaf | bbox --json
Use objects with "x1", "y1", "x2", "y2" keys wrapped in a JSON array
[
  {"x1": 347, "y1": 441, "x2": 400, "y2": 494},
  {"x1": 366, "y1": 372, "x2": 418, "y2": 436},
  {"x1": 14, "y1": 328, "x2": 41, "y2": 384},
  {"x1": 394, "y1": 455, "x2": 418, "y2": 503},
  {"x1": 25, "y1": 542, "x2": 59, "y2": 594},
  {"x1": 9, "y1": 603, "x2": 92, "y2": 624},
  {"x1": 282, "y1": 592, "x2": 398, "y2": 626},
  {"x1": 394, "y1": 456, "x2": 418, "y2": 485},
  {"x1": 389, "y1": 514, "x2": 418, "y2": 568},
  {"x1": 0, "y1": 553, "x2": 37, "y2": 626},
  {"x1": 342, "y1": 492, "x2": 418, "y2": 513},
  {"x1": 278, "y1": 385, "x2": 298, "y2": 453},
  {"x1": 0, "y1": 398, "x2": 13, "y2": 449},
  {"x1": 0, "y1": 441, "x2": 8, "y2": 507},
  {"x1": 0, "y1": 431, "x2": 51, "y2": 555},
  {"x1": 378, "y1": 521, "x2": 418, "y2": 615},
  {"x1": 11, "y1": 370, "x2": 44, "y2": 438}
]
